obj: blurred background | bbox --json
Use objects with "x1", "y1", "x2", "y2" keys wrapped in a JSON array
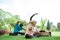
[{"x1": 0, "y1": 0, "x2": 60, "y2": 36}]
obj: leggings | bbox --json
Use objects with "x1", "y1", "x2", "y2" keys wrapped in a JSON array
[{"x1": 25, "y1": 34, "x2": 33, "y2": 38}]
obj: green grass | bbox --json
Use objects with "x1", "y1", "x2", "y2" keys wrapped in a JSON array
[{"x1": 0, "y1": 34, "x2": 60, "y2": 40}]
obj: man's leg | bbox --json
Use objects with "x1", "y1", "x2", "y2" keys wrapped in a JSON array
[
  {"x1": 18, "y1": 32, "x2": 25, "y2": 35},
  {"x1": 9, "y1": 32, "x2": 18, "y2": 36}
]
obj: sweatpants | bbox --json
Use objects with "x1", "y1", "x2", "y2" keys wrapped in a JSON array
[{"x1": 9, "y1": 32, "x2": 25, "y2": 36}]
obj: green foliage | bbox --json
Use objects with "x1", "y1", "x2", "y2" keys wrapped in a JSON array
[
  {"x1": 0, "y1": 9, "x2": 13, "y2": 25},
  {"x1": 0, "y1": 9, "x2": 28, "y2": 31},
  {"x1": 20, "y1": 20, "x2": 28, "y2": 26},
  {"x1": 0, "y1": 20, "x2": 4, "y2": 26},
  {"x1": 57, "y1": 23, "x2": 60, "y2": 31},
  {"x1": 0, "y1": 24, "x2": 9, "y2": 30},
  {"x1": 0, "y1": 9, "x2": 18, "y2": 30},
  {"x1": 0, "y1": 26, "x2": 3, "y2": 30},
  {"x1": 46, "y1": 20, "x2": 51, "y2": 30},
  {"x1": 0, "y1": 9, "x2": 13, "y2": 18},
  {"x1": 5, "y1": 17, "x2": 18, "y2": 26},
  {"x1": 14, "y1": 15, "x2": 20, "y2": 20},
  {"x1": 36, "y1": 25, "x2": 40, "y2": 28},
  {"x1": 40, "y1": 18, "x2": 47, "y2": 30}
]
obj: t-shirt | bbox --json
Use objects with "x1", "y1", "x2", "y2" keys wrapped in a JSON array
[
  {"x1": 25, "y1": 23, "x2": 34, "y2": 35},
  {"x1": 14, "y1": 24, "x2": 24, "y2": 33},
  {"x1": 32, "y1": 27, "x2": 40, "y2": 33}
]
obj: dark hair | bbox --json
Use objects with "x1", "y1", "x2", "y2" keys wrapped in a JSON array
[
  {"x1": 30, "y1": 13, "x2": 38, "y2": 20},
  {"x1": 20, "y1": 23, "x2": 23, "y2": 27}
]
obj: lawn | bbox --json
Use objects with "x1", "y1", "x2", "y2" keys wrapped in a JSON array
[{"x1": 0, "y1": 34, "x2": 60, "y2": 40}]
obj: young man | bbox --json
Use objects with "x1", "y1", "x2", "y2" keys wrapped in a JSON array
[
  {"x1": 13, "y1": 23, "x2": 25, "y2": 35},
  {"x1": 9, "y1": 21, "x2": 25, "y2": 36}
]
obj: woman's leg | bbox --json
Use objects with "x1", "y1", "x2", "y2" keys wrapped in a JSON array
[
  {"x1": 33, "y1": 32, "x2": 41, "y2": 37},
  {"x1": 25, "y1": 34, "x2": 33, "y2": 38}
]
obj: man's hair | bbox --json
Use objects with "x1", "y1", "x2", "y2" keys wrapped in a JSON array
[{"x1": 20, "y1": 23, "x2": 23, "y2": 27}]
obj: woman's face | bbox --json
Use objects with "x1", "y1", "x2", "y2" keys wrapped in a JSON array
[{"x1": 30, "y1": 20, "x2": 37, "y2": 27}]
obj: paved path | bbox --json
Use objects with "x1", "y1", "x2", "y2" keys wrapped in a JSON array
[{"x1": 52, "y1": 32, "x2": 60, "y2": 36}]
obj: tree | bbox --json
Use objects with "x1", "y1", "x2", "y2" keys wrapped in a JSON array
[
  {"x1": 51, "y1": 25, "x2": 57, "y2": 31},
  {"x1": 14, "y1": 15, "x2": 20, "y2": 20},
  {"x1": 46, "y1": 20, "x2": 51, "y2": 30},
  {"x1": 57, "y1": 23, "x2": 60, "y2": 31},
  {"x1": 40, "y1": 18, "x2": 47, "y2": 30},
  {"x1": 20, "y1": 20, "x2": 28, "y2": 26},
  {"x1": 0, "y1": 9, "x2": 13, "y2": 31},
  {"x1": 0, "y1": 9, "x2": 13, "y2": 24}
]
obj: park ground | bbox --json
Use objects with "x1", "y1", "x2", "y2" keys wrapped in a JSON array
[{"x1": 0, "y1": 32, "x2": 60, "y2": 40}]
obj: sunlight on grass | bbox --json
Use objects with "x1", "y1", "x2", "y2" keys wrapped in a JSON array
[
  {"x1": 52, "y1": 32, "x2": 60, "y2": 36},
  {"x1": 0, "y1": 34, "x2": 60, "y2": 40}
]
